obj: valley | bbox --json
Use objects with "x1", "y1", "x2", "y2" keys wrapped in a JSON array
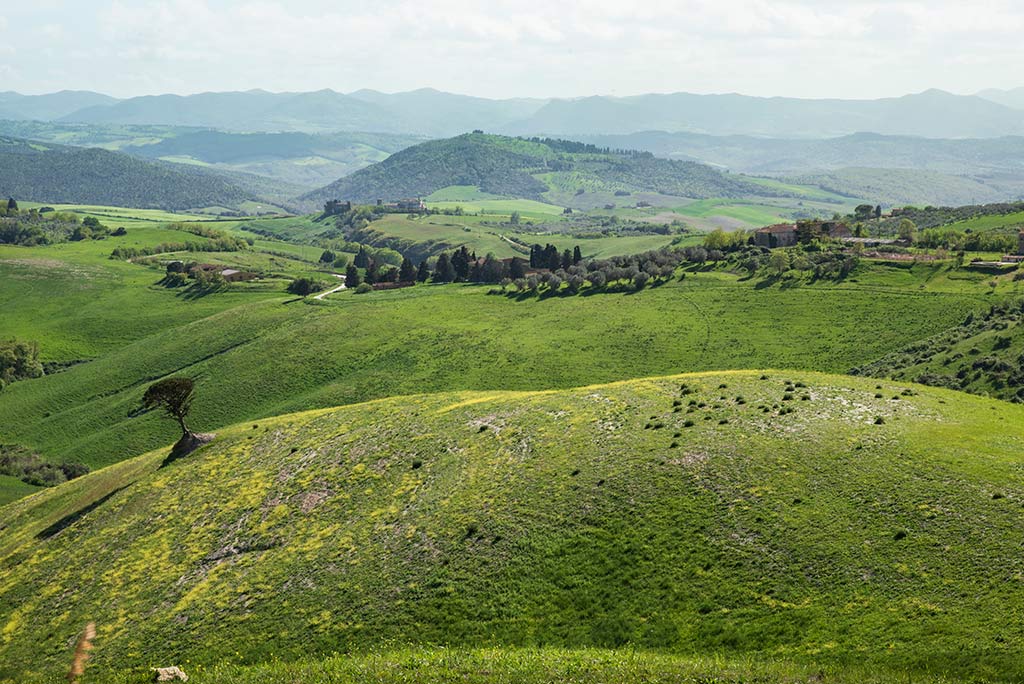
[{"x1": 3, "y1": 62, "x2": 1024, "y2": 683}]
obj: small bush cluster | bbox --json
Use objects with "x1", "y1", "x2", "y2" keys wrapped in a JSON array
[{"x1": 0, "y1": 444, "x2": 89, "y2": 487}]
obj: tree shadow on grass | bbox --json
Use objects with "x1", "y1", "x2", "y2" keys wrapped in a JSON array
[
  {"x1": 36, "y1": 486, "x2": 128, "y2": 540},
  {"x1": 754, "y1": 274, "x2": 783, "y2": 290},
  {"x1": 161, "y1": 433, "x2": 216, "y2": 469}
]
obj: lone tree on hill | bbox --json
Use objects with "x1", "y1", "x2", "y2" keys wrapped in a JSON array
[{"x1": 143, "y1": 377, "x2": 196, "y2": 442}]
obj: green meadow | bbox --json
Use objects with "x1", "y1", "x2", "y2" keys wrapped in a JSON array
[
  {"x1": 0, "y1": 257, "x2": 987, "y2": 470},
  {"x1": 3, "y1": 371, "x2": 1024, "y2": 682}
]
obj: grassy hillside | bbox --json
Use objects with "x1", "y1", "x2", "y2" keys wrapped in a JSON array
[
  {"x1": 787, "y1": 167, "x2": 1010, "y2": 208},
  {"x1": 856, "y1": 298, "x2": 1024, "y2": 402},
  {"x1": 3, "y1": 371, "x2": 1024, "y2": 682},
  {"x1": 123, "y1": 648, "x2": 976, "y2": 684},
  {"x1": 0, "y1": 137, "x2": 260, "y2": 212},
  {"x1": 0, "y1": 261, "x2": 989, "y2": 469},
  {"x1": 0, "y1": 120, "x2": 424, "y2": 190},
  {"x1": 299, "y1": 133, "x2": 787, "y2": 208}
]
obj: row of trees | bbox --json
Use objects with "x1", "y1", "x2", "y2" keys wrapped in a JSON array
[
  {"x1": 916, "y1": 228, "x2": 1018, "y2": 253},
  {"x1": 503, "y1": 249, "x2": 682, "y2": 295},
  {"x1": 699, "y1": 244, "x2": 858, "y2": 280},
  {"x1": 529, "y1": 243, "x2": 583, "y2": 270}
]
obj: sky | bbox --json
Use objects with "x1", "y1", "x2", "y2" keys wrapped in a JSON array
[{"x1": 1, "y1": 0, "x2": 1023, "y2": 100}]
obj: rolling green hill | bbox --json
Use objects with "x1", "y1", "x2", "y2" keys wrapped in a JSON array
[
  {"x1": 0, "y1": 137, "x2": 267, "y2": 212},
  {"x1": 856, "y1": 298, "x2": 1024, "y2": 402},
  {"x1": 299, "y1": 133, "x2": 787, "y2": 208},
  {"x1": 0, "y1": 262, "x2": 986, "y2": 470},
  {"x1": 3, "y1": 371, "x2": 1024, "y2": 682},
  {"x1": 0, "y1": 121, "x2": 425, "y2": 190}
]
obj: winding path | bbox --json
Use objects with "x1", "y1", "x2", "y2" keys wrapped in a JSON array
[{"x1": 313, "y1": 274, "x2": 346, "y2": 300}]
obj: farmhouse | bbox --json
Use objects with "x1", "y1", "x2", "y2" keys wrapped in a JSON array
[
  {"x1": 375, "y1": 198, "x2": 427, "y2": 213},
  {"x1": 754, "y1": 224, "x2": 797, "y2": 248},
  {"x1": 220, "y1": 268, "x2": 257, "y2": 282}
]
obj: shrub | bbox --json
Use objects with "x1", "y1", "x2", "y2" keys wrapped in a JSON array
[
  {"x1": 355, "y1": 282, "x2": 373, "y2": 294},
  {"x1": 287, "y1": 277, "x2": 323, "y2": 296}
]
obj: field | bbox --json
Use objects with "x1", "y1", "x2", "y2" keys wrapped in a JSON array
[
  {"x1": 0, "y1": 257, "x2": 991, "y2": 471},
  {"x1": 102, "y1": 648, "x2": 982, "y2": 684},
  {"x1": 3, "y1": 371, "x2": 1024, "y2": 682},
  {"x1": 946, "y1": 210, "x2": 1024, "y2": 233},
  {"x1": 0, "y1": 476, "x2": 40, "y2": 506},
  {"x1": 4, "y1": 196, "x2": 1024, "y2": 684}
]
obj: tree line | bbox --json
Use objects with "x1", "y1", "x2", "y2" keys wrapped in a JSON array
[{"x1": 0, "y1": 201, "x2": 125, "y2": 246}]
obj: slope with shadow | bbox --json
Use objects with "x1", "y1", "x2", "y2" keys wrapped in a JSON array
[
  {"x1": 299, "y1": 132, "x2": 781, "y2": 207},
  {"x1": 0, "y1": 136, "x2": 259, "y2": 211},
  {"x1": 2, "y1": 371, "x2": 1023, "y2": 682}
]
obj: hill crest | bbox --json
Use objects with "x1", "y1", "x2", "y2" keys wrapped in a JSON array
[{"x1": 3, "y1": 370, "x2": 1024, "y2": 681}]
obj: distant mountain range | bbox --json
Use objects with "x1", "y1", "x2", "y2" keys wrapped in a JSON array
[
  {"x1": 507, "y1": 90, "x2": 1024, "y2": 139},
  {"x1": 573, "y1": 131, "x2": 1024, "y2": 176},
  {"x1": 57, "y1": 89, "x2": 547, "y2": 137},
  {"x1": 0, "y1": 91, "x2": 118, "y2": 122},
  {"x1": 1, "y1": 87, "x2": 1023, "y2": 139}
]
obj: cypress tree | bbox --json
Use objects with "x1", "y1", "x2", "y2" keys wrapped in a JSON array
[
  {"x1": 399, "y1": 257, "x2": 416, "y2": 282},
  {"x1": 509, "y1": 257, "x2": 525, "y2": 279},
  {"x1": 354, "y1": 246, "x2": 369, "y2": 268},
  {"x1": 546, "y1": 244, "x2": 560, "y2": 271},
  {"x1": 434, "y1": 253, "x2": 455, "y2": 282},
  {"x1": 561, "y1": 249, "x2": 572, "y2": 270},
  {"x1": 573, "y1": 245, "x2": 583, "y2": 264},
  {"x1": 345, "y1": 264, "x2": 360, "y2": 288},
  {"x1": 416, "y1": 259, "x2": 430, "y2": 282},
  {"x1": 365, "y1": 260, "x2": 379, "y2": 284},
  {"x1": 452, "y1": 246, "x2": 471, "y2": 281}
]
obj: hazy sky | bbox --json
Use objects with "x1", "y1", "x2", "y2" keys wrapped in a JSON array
[{"x1": 2, "y1": 0, "x2": 1023, "y2": 99}]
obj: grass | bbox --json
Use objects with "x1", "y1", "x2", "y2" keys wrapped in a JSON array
[
  {"x1": 0, "y1": 475, "x2": 41, "y2": 507},
  {"x1": 945, "y1": 210, "x2": 1024, "y2": 233},
  {"x1": 0, "y1": 239, "x2": 278, "y2": 361},
  {"x1": 0, "y1": 266, "x2": 985, "y2": 469},
  {"x1": 101, "y1": 647, "x2": 983, "y2": 684},
  {"x1": 425, "y1": 198, "x2": 569, "y2": 219},
  {"x1": 2, "y1": 371, "x2": 1024, "y2": 682},
  {"x1": 424, "y1": 185, "x2": 508, "y2": 202}
]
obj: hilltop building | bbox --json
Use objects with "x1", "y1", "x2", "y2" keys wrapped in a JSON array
[
  {"x1": 323, "y1": 200, "x2": 352, "y2": 216},
  {"x1": 754, "y1": 220, "x2": 853, "y2": 248},
  {"x1": 754, "y1": 224, "x2": 798, "y2": 248}
]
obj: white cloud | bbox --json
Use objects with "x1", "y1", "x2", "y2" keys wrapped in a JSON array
[{"x1": 1, "y1": 0, "x2": 1023, "y2": 98}]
